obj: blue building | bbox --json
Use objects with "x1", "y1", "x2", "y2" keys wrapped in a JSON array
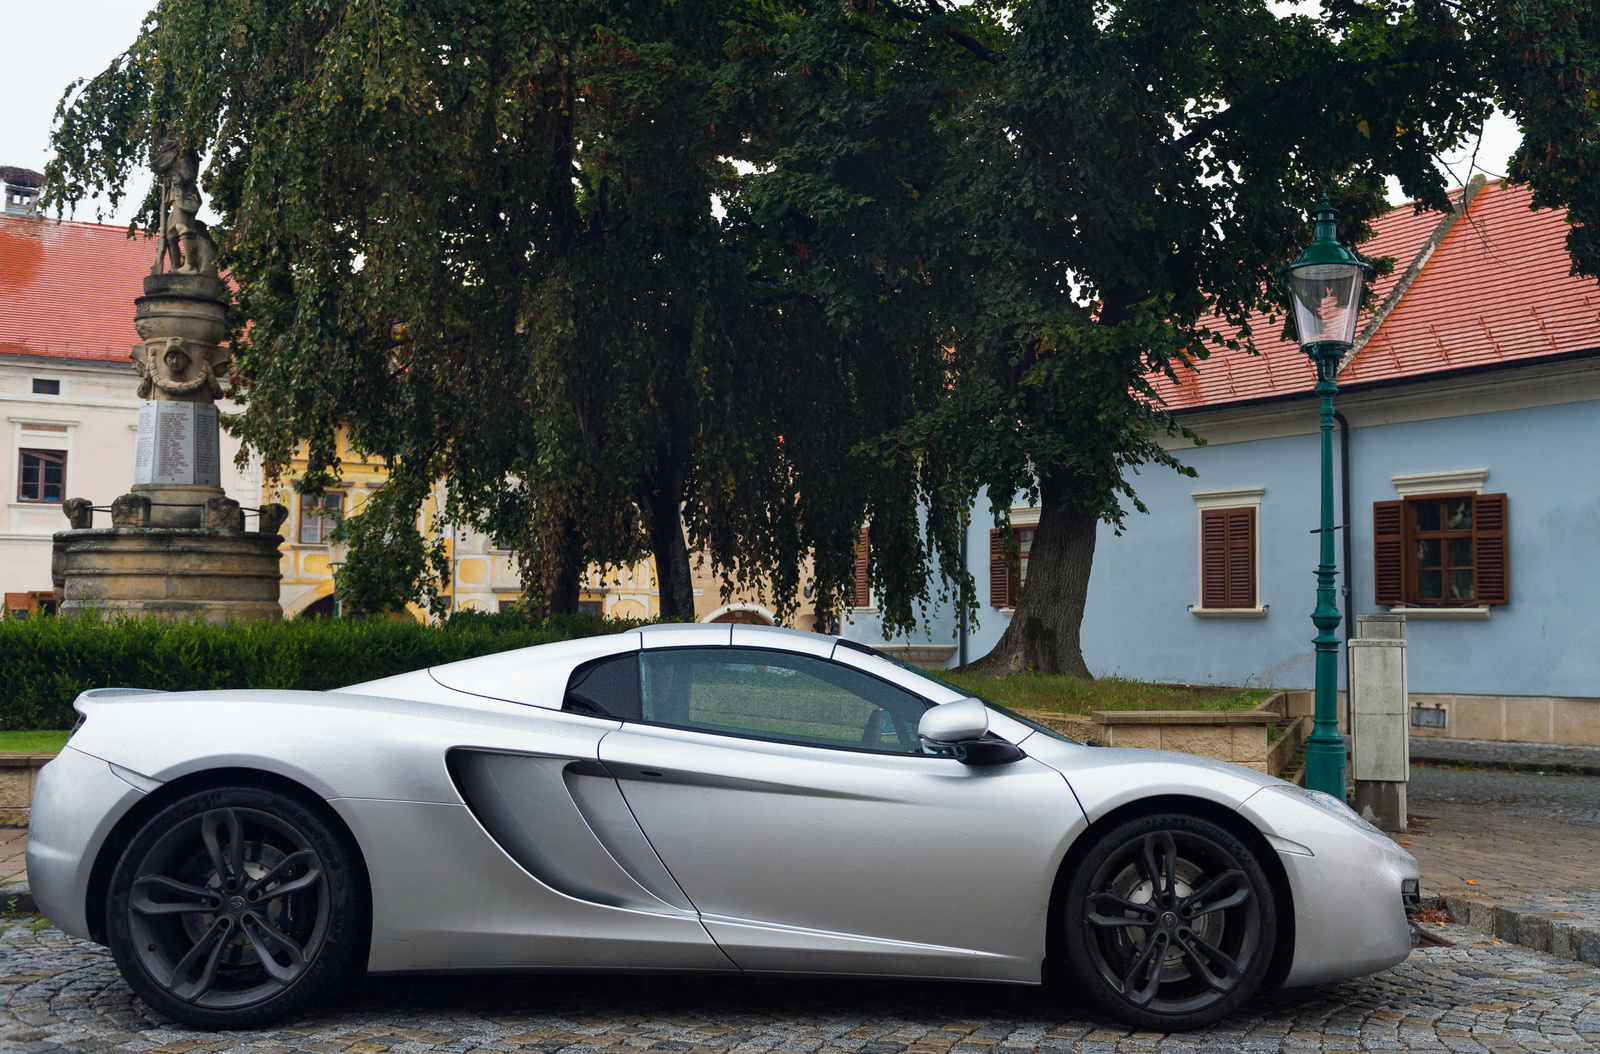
[{"x1": 843, "y1": 180, "x2": 1600, "y2": 748}]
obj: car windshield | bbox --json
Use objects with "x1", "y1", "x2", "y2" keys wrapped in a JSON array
[{"x1": 863, "y1": 650, "x2": 1081, "y2": 744}]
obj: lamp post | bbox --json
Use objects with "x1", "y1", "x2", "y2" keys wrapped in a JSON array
[{"x1": 1282, "y1": 196, "x2": 1372, "y2": 799}]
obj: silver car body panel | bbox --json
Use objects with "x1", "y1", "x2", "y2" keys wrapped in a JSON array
[
  {"x1": 600, "y1": 722, "x2": 1079, "y2": 981},
  {"x1": 28, "y1": 624, "x2": 1417, "y2": 992},
  {"x1": 1237, "y1": 785, "x2": 1417, "y2": 986},
  {"x1": 332, "y1": 797, "x2": 732, "y2": 972},
  {"x1": 26, "y1": 746, "x2": 150, "y2": 939}
]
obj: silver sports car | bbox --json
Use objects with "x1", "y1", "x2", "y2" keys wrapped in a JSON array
[{"x1": 28, "y1": 623, "x2": 1418, "y2": 1031}]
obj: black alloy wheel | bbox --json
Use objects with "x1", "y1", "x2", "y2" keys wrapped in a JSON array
[
  {"x1": 1063, "y1": 813, "x2": 1277, "y2": 1030},
  {"x1": 106, "y1": 785, "x2": 365, "y2": 1029}
]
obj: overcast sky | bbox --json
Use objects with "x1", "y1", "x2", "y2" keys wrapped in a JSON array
[{"x1": 1, "y1": 0, "x2": 1524, "y2": 227}]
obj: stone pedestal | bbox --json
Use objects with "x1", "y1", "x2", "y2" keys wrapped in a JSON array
[
  {"x1": 1350, "y1": 614, "x2": 1409, "y2": 832},
  {"x1": 50, "y1": 246, "x2": 288, "y2": 622},
  {"x1": 53, "y1": 527, "x2": 284, "y2": 623}
]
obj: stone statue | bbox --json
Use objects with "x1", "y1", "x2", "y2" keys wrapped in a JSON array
[
  {"x1": 52, "y1": 135, "x2": 284, "y2": 624},
  {"x1": 151, "y1": 139, "x2": 218, "y2": 277}
]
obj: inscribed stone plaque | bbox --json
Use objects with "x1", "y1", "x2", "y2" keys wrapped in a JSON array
[
  {"x1": 193, "y1": 403, "x2": 220, "y2": 486},
  {"x1": 133, "y1": 402, "x2": 157, "y2": 483},
  {"x1": 153, "y1": 403, "x2": 194, "y2": 484}
]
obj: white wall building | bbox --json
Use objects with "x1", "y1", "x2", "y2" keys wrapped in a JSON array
[{"x1": 0, "y1": 204, "x2": 255, "y2": 614}]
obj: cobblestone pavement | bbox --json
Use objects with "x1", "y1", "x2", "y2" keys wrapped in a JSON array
[
  {"x1": 1402, "y1": 765, "x2": 1600, "y2": 897},
  {"x1": 2, "y1": 920, "x2": 1599, "y2": 1054},
  {"x1": 1409, "y1": 739, "x2": 1600, "y2": 778}
]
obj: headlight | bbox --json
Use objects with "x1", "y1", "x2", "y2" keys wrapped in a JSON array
[{"x1": 1278, "y1": 784, "x2": 1385, "y2": 837}]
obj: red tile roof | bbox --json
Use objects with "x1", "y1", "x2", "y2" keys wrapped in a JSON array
[
  {"x1": 1153, "y1": 181, "x2": 1600, "y2": 411},
  {"x1": 0, "y1": 214, "x2": 156, "y2": 363}
]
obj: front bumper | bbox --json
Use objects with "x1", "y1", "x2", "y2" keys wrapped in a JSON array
[
  {"x1": 26, "y1": 746, "x2": 149, "y2": 940},
  {"x1": 1239, "y1": 786, "x2": 1419, "y2": 988}
]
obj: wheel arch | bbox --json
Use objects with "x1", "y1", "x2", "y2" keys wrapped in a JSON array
[
  {"x1": 84, "y1": 766, "x2": 372, "y2": 952},
  {"x1": 1045, "y1": 792, "x2": 1296, "y2": 992}
]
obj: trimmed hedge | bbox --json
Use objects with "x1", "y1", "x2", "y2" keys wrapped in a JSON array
[{"x1": 0, "y1": 610, "x2": 648, "y2": 731}]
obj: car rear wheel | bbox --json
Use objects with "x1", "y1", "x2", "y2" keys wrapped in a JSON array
[
  {"x1": 1063, "y1": 812, "x2": 1276, "y2": 1030},
  {"x1": 106, "y1": 785, "x2": 365, "y2": 1029}
]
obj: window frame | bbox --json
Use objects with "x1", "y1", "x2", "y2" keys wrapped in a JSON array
[
  {"x1": 990, "y1": 511, "x2": 1038, "y2": 611},
  {"x1": 297, "y1": 490, "x2": 345, "y2": 545},
  {"x1": 564, "y1": 645, "x2": 946, "y2": 758},
  {"x1": 1189, "y1": 488, "x2": 1266, "y2": 616},
  {"x1": 17, "y1": 448, "x2": 67, "y2": 503},
  {"x1": 846, "y1": 525, "x2": 874, "y2": 612},
  {"x1": 1381, "y1": 491, "x2": 1508, "y2": 608}
]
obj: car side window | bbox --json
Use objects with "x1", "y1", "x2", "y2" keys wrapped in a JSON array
[
  {"x1": 638, "y1": 647, "x2": 931, "y2": 754},
  {"x1": 562, "y1": 653, "x2": 641, "y2": 721}
]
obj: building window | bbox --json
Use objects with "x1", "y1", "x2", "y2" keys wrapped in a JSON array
[
  {"x1": 1199, "y1": 508, "x2": 1256, "y2": 609},
  {"x1": 578, "y1": 599, "x2": 604, "y2": 617},
  {"x1": 1374, "y1": 493, "x2": 1508, "y2": 606},
  {"x1": 298, "y1": 491, "x2": 345, "y2": 544},
  {"x1": 17, "y1": 449, "x2": 66, "y2": 502},
  {"x1": 989, "y1": 525, "x2": 1033, "y2": 609},
  {"x1": 848, "y1": 527, "x2": 872, "y2": 609},
  {"x1": 32, "y1": 379, "x2": 60, "y2": 395}
]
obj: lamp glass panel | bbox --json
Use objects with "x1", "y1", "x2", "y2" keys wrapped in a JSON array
[{"x1": 1287, "y1": 262, "x2": 1363, "y2": 346}]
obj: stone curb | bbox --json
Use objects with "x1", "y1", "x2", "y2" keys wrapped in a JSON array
[
  {"x1": 0, "y1": 881, "x2": 37, "y2": 916},
  {"x1": 1431, "y1": 890, "x2": 1600, "y2": 965}
]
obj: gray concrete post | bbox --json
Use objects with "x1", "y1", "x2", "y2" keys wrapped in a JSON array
[{"x1": 1350, "y1": 613, "x2": 1408, "y2": 831}]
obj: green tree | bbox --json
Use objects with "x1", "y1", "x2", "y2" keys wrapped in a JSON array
[
  {"x1": 760, "y1": 0, "x2": 1596, "y2": 675},
  {"x1": 44, "y1": 0, "x2": 910, "y2": 623}
]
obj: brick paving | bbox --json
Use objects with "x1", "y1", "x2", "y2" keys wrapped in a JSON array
[
  {"x1": 1402, "y1": 764, "x2": 1600, "y2": 897},
  {"x1": 1, "y1": 917, "x2": 1598, "y2": 1053}
]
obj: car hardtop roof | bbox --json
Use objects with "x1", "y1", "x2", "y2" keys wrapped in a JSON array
[{"x1": 635, "y1": 622, "x2": 837, "y2": 645}]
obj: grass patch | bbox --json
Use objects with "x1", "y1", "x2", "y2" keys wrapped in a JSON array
[
  {"x1": 0, "y1": 730, "x2": 69, "y2": 753},
  {"x1": 939, "y1": 671, "x2": 1271, "y2": 716}
]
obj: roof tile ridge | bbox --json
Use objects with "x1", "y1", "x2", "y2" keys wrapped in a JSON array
[{"x1": 1339, "y1": 174, "x2": 1487, "y2": 375}]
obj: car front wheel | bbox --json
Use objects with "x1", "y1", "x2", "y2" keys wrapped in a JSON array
[
  {"x1": 106, "y1": 784, "x2": 365, "y2": 1029},
  {"x1": 1063, "y1": 812, "x2": 1277, "y2": 1030}
]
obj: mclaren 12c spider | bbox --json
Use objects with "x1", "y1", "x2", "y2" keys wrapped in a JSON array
[{"x1": 28, "y1": 623, "x2": 1418, "y2": 1031}]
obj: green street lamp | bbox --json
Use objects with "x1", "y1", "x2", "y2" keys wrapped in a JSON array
[{"x1": 1282, "y1": 196, "x2": 1371, "y2": 800}]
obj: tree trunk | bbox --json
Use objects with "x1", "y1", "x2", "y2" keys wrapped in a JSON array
[
  {"x1": 969, "y1": 476, "x2": 1097, "y2": 678},
  {"x1": 647, "y1": 488, "x2": 695, "y2": 620},
  {"x1": 549, "y1": 516, "x2": 585, "y2": 615}
]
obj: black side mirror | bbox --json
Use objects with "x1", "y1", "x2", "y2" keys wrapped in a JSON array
[{"x1": 951, "y1": 736, "x2": 1026, "y2": 766}]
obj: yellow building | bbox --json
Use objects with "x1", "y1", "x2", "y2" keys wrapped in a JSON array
[{"x1": 269, "y1": 433, "x2": 819, "y2": 627}]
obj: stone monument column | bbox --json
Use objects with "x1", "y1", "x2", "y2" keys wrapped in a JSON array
[{"x1": 52, "y1": 140, "x2": 288, "y2": 621}]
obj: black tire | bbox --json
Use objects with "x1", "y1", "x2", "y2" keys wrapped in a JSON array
[
  {"x1": 105, "y1": 784, "x2": 366, "y2": 1029},
  {"x1": 1063, "y1": 812, "x2": 1277, "y2": 1031}
]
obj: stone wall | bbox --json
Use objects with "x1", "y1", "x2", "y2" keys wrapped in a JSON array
[
  {"x1": 0, "y1": 754, "x2": 55, "y2": 827},
  {"x1": 1016, "y1": 694, "x2": 1294, "y2": 776}
]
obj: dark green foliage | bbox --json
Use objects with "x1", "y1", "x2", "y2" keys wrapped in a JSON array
[
  {"x1": 329, "y1": 486, "x2": 451, "y2": 617},
  {"x1": 0, "y1": 611, "x2": 641, "y2": 731}
]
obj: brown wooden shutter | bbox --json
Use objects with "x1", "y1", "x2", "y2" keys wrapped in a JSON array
[
  {"x1": 1225, "y1": 509, "x2": 1256, "y2": 607},
  {"x1": 850, "y1": 527, "x2": 870, "y2": 607},
  {"x1": 1474, "y1": 493, "x2": 1509, "y2": 604},
  {"x1": 1200, "y1": 510, "x2": 1228, "y2": 608},
  {"x1": 1373, "y1": 500, "x2": 1404, "y2": 605},
  {"x1": 989, "y1": 528, "x2": 1011, "y2": 608}
]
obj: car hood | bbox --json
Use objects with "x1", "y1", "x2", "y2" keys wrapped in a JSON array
[{"x1": 1016, "y1": 732, "x2": 1283, "y2": 821}]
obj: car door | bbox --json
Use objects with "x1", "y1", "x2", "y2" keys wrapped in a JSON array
[{"x1": 595, "y1": 643, "x2": 1087, "y2": 982}]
